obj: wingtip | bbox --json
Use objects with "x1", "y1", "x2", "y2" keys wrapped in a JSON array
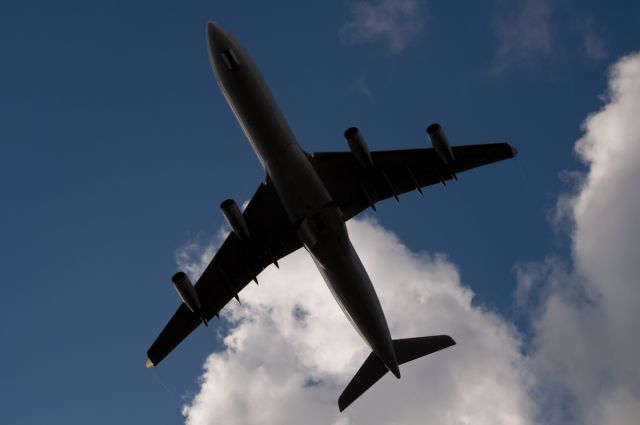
[
  {"x1": 510, "y1": 144, "x2": 518, "y2": 157},
  {"x1": 145, "y1": 357, "x2": 155, "y2": 368}
]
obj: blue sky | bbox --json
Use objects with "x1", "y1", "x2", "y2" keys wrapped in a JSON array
[{"x1": 2, "y1": 1, "x2": 639, "y2": 424}]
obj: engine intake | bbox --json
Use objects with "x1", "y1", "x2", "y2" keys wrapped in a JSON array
[
  {"x1": 344, "y1": 127, "x2": 373, "y2": 167},
  {"x1": 427, "y1": 123, "x2": 455, "y2": 165},
  {"x1": 171, "y1": 271, "x2": 202, "y2": 314},
  {"x1": 220, "y1": 198, "x2": 250, "y2": 240}
]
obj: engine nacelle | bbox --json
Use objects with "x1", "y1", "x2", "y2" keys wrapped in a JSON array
[
  {"x1": 427, "y1": 123, "x2": 455, "y2": 165},
  {"x1": 220, "y1": 198, "x2": 250, "y2": 240},
  {"x1": 344, "y1": 127, "x2": 373, "y2": 167},
  {"x1": 171, "y1": 271, "x2": 202, "y2": 313}
]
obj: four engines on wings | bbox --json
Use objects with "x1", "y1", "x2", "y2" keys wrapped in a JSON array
[{"x1": 170, "y1": 123, "x2": 457, "y2": 313}]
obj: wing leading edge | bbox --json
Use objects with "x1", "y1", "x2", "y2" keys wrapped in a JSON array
[
  {"x1": 310, "y1": 142, "x2": 517, "y2": 220},
  {"x1": 146, "y1": 178, "x2": 302, "y2": 367}
]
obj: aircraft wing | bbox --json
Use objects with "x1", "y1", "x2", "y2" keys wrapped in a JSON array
[
  {"x1": 146, "y1": 178, "x2": 302, "y2": 367},
  {"x1": 310, "y1": 143, "x2": 517, "y2": 220}
]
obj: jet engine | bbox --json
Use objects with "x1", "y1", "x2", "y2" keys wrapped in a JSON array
[
  {"x1": 220, "y1": 198, "x2": 250, "y2": 240},
  {"x1": 344, "y1": 127, "x2": 374, "y2": 167},
  {"x1": 172, "y1": 271, "x2": 202, "y2": 314},
  {"x1": 427, "y1": 123, "x2": 455, "y2": 165}
]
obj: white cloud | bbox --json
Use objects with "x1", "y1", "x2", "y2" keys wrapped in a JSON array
[
  {"x1": 175, "y1": 52, "x2": 640, "y2": 425},
  {"x1": 519, "y1": 52, "x2": 640, "y2": 424},
  {"x1": 491, "y1": 3, "x2": 610, "y2": 71},
  {"x1": 491, "y1": 0, "x2": 552, "y2": 74},
  {"x1": 175, "y1": 228, "x2": 227, "y2": 280},
  {"x1": 339, "y1": 0, "x2": 424, "y2": 54},
  {"x1": 181, "y1": 218, "x2": 535, "y2": 424}
]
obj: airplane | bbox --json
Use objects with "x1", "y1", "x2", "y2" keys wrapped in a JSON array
[{"x1": 146, "y1": 22, "x2": 518, "y2": 411}]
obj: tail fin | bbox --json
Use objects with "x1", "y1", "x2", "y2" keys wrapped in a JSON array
[{"x1": 338, "y1": 335, "x2": 455, "y2": 412}]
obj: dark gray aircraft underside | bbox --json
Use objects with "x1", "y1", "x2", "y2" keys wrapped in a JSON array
[{"x1": 146, "y1": 22, "x2": 517, "y2": 411}]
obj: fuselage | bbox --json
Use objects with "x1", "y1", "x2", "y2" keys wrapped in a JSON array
[{"x1": 206, "y1": 22, "x2": 400, "y2": 377}]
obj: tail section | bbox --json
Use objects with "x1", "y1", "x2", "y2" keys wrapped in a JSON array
[
  {"x1": 393, "y1": 335, "x2": 455, "y2": 364},
  {"x1": 339, "y1": 351, "x2": 388, "y2": 412},
  {"x1": 338, "y1": 335, "x2": 455, "y2": 412}
]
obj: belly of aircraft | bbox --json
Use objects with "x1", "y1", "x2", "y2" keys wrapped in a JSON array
[
  {"x1": 265, "y1": 143, "x2": 333, "y2": 221},
  {"x1": 298, "y1": 207, "x2": 394, "y2": 360}
]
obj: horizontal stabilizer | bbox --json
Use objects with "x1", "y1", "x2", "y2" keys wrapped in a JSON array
[
  {"x1": 394, "y1": 335, "x2": 456, "y2": 365},
  {"x1": 338, "y1": 335, "x2": 455, "y2": 411},
  {"x1": 339, "y1": 352, "x2": 388, "y2": 412}
]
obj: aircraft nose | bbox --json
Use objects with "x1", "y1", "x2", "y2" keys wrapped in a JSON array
[
  {"x1": 206, "y1": 22, "x2": 242, "y2": 73},
  {"x1": 206, "y1": 21, "x2": 224, "y2": 50}
]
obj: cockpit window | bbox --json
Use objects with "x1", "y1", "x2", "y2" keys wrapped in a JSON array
[{"x1": 221, "y1": 48, "x2": 240, "y2": 71}]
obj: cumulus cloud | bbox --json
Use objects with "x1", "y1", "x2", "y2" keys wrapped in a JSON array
[
  {"x1": 339, "y1": 0, "x2": 424, "y2": 54},
  {"x1": 175, "y1": 52, "x2": 640, "y2": 425},
  {"x1": 519, "y1": 52, "x2": 640, "y2": 424},
  {"x1": 180, "y1": 218, "x2": 535, "y2": 424},
  {"x1": 491, "y1": 0, "x2": 552, "y2": 74},
  {"x1": 176, "y1": 228, "x2": 228, "y2": 279}
]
